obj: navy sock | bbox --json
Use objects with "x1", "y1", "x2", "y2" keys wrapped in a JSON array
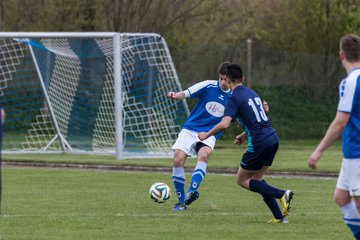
[
  {"x1": 249, "y1": 179, "x2": 285, "y2": 199},
  {"x1": 261, "y1": 180, "x2": 283, "y2": 219},
  {"x1": 355, "y1": 231, "x2": 360, "y2": 240},
  {"x1": 262, "y1": 194, "x2": 283, "y2": 219}
]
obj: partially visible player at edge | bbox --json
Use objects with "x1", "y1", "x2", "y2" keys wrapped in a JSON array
[
  {"x1": 308, "y1": 34, "x2": 360, "y2": 239},
  {"x1": 198, "y1": 63, "x2": 293, "y2": 223},
  {"x1": 0, "y1": 107, "x2": 5, "y2": 216}
]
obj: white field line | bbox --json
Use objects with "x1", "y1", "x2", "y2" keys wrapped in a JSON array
[
  {"x1": 1, "y1": 211, "x2": 337, "y2": 219},
  {"x1": 2, "y1": 161, "x2": 338, "y2": 180}
]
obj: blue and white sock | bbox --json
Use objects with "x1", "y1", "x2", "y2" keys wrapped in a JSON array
[
  {"x1": 172, "y1": 167, "x2": 186, "y2": 203},
  {"x1": 188, "y1": 161, "x2": 207, "y2": 193},
  {"x1": 341, "y1": 201, "x2": 360, "y2": 238}
]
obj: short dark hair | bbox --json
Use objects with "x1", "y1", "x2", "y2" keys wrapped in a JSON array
[
  {"x1": 225, "y1": 63, "x2": 244, "y2": 82},
  {"x1": 340, "y1": 34, "x2": 360, "y2": 62},
  {"x1": 217, "y1": 62, "x2": 231, "y2": 75}
]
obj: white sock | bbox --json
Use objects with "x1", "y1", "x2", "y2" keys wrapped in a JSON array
[{"x1": 341, "y1": 201, "x2": 360, "y2": 222}]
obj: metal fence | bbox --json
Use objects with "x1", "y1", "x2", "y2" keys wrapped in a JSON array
[{"x1": 170, "y1": 42, "x2": 345, "y2": 139}]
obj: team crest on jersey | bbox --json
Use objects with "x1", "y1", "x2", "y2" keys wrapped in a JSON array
[{"x1": 206, "y1": 101, "x2": 225, "y2": 117}]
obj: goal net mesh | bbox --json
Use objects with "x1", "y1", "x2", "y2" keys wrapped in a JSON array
[{"x1": 0, "y1": 33, "x2": 188, "y2": 158}]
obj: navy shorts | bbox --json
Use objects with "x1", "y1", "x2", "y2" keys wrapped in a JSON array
[{"x1": 240, "y1": 141, "x2": 279, "y2": 171}]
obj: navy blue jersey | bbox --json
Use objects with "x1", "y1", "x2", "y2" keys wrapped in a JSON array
[
  {"x1": 182, "y1": 80, "x2": 232, "y2": 139},
  {"x1": 224, "y1": 85, "x2": 277, "y2": 151}
]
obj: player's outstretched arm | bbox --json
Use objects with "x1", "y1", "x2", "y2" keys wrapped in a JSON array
[
  {"x1": 167, "y1": 91, "x2": 185, "y2": 100},
  {"x1": 198, "y1": 116, "x2": 232, "y2": 141},
  {"x1": 234, "y1": 132, "x2": 247, "y2": 145}
]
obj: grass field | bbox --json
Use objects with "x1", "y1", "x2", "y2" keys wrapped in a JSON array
[
  {"x1": 0, "y1": 140, "x2": 349, "y2": 239},
  {"x1": 0, "y1": 167, "x2": 352, "y2": 240}
]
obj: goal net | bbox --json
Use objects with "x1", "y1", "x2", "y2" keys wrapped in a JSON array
[{"x1": 0, "y1": 32, "x2": 189, "y2": 159}]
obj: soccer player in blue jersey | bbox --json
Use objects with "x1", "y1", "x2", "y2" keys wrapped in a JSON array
[
  {"x1": 198, "y1": 63, "x2": 293, "y2": 223},
  {"x1": 308, "y1": 34, "x2": 360, "y2": 239},
  {"x1": 167, "y1": 62, "x2": 233, "y2": 211}
]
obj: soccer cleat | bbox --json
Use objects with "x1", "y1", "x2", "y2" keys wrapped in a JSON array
[
  {"x1": 267, "y1": 217, "x2": 288, "y2": 223},
  {"x1": 185, "y1": 191, "x2": 199, "y2": 206},
  {"x1": 280, "y1": 190, "x2": 294, "y2": 217},
  {"x1": 172, "y1": 202, "x2": 187, "y2": 212}
]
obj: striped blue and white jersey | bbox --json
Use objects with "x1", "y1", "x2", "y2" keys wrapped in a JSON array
[
  {"x1": 337, "y1": 68, "x2": 360, "y2": 159},
  {"x1": 182, "y1": 80, "x2": 231, "y2": 139}
]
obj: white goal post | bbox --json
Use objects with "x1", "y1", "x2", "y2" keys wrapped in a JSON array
[{"x1": 0, "y1": 32, "x2": 189, "y2": 159}]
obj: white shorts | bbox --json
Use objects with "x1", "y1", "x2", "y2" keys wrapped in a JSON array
[
  {"x1": 336, "y1": 159, "x2": 360, "y2": 197},
  {"x1": 171, "y1": 129, "x2": 216, "y2": 157}
]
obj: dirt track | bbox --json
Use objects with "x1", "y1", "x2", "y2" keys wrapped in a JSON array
[{"x1": 2, "y1": 161, "x2": 338, "y2": 179}]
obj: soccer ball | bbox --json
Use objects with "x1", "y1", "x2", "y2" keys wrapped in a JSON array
[{"x1": 149, "y1": 182, "x2": 171, "y2": 203}]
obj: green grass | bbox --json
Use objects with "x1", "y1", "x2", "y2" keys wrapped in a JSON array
[
  {"x1": 3, "y1": 139, "x2": 343, "y2": 173},
  {"x1": 0, "y1": 167, "x2": 351, "y2": 240}
]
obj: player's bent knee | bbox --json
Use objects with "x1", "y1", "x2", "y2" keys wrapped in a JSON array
[
  {"x1": 196, "y1": 148, "x2": 211, "y2": 163},
  {"x1": 236, "y1": 178, "x2": 247, "y2": 189},
  {"x1": 334, "y1": 192, "x2": 350, "y2": 207},
  {"x1": 236, "y1": 175, "x2": 249, "y2": 189},
  {"x1": 334, "y1": 195, "x2": 344, "y2": 207},
  {"x1": 197, "y1": 153, "x2": 209, "y2": 163},
  {"x1": 239, "y1": 183, "x2": 249, "y2": 190},
  {"x1": 173, "y1": 157, "x2": 185, "y2": 167}
]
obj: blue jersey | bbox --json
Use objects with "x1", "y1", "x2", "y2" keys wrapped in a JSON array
[
  {"x1": 337, "y1": 68, "x2": 360, "y2": 159},
  {"x1": 224, "y1": 85, "x2": 277, "y2": 152},
  {"x1": 182, "y1": 80, "x2": 231, "y2": 139}
]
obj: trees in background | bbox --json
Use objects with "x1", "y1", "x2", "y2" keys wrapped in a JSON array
[
  {"x1": 1, "y1": 0, "x2": 360, "y2": 138},
  {"x1": 98, "y1": 0, "x2": 219, "y2": 35},
  {"x1": 0, "y1": 0, "x2": 3, "y2": 30},
  {"x1": 1, "y1": 0, "x2": 360, "y2": 56}
]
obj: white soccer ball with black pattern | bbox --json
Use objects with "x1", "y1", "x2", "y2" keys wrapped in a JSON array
[{"x1": 149, "y1": 182, "x2": 171, "y2": 203}]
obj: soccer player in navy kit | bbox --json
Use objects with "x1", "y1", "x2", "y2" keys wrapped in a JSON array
[
  {"x1": 167, "y1": 62, "x2": 232, "y2": 211},
  {"x1": 199, "y1": 63, "x2": 293, "y2": 223},
  {"x1": 308, "y1": 34, "x2": 360, "y2": 239}
]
